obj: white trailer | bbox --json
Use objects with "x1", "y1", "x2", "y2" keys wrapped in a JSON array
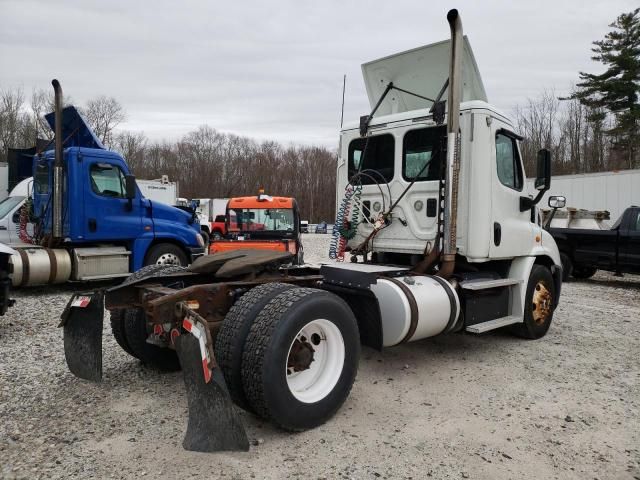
[
  {"x1": 527, "y1": 169, "x2": 640, "y2": 222},
  {"x1": 137, "y1": 177, "x2": 178, "y2": 206}
]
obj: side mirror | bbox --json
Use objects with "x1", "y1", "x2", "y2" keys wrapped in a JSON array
[
  {"x1": 534, "y1": 149, "x2": 551, "y2": 191},
  {"x1": 125, "y1": 174, "x2": 136, "y2": 200},
  {"x1": 548, "y1": 195, "x2": 566, "y2": 209},
  {"x1": 520, "y1": 149, "x2": 552, "y2": 212},
  {"x1": 543, "y1": 195, "x2": 566, "y2": 230}
]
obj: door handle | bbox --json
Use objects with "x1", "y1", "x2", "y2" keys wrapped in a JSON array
[
  {"x1": 0, "y1": 226, "x2": 6, "y2": 230},
  {"x1": 88, "y1": 218, "x2": 97, "y2": 232}
]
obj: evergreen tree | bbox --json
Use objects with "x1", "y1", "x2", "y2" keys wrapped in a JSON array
[{"x1": 569, "y1": 8, "x2": 640, "y2": 169}]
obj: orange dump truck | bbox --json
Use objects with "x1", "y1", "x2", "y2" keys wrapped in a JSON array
[{"x1": 209, "y1": 193, "x2": 303, "y2": 264}]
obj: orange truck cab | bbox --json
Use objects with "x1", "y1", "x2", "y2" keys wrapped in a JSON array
[{"x1": 209, "y1": 193, "x2": 303, "y2": 264}]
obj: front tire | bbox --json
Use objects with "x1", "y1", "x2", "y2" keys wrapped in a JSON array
[
  {"x1": 241, "y1": 287, "x2": 359, "y2": 431},
  {"x1": 144, "y1": 243, "x2": 188, "y2": 267},
  {"x1": 510, "y1": 265, "x2": 555, "y2": 340}
]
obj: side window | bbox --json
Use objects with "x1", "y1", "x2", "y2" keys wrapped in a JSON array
[
  {"x1": 90, "y1": 163, "x2": 126, "y2": 198},
  {"x1": 495, "y1": 133, "x2": 523, "y2": 191},
  {"x1": 403, "y1": 126, "x2": 446, "y2": 181},
  {"x1": 633, "y1": 212, "x2": 640, "y2": 231},
  {"x1": 348, "y1": 134, "x2": 395, "y2": 184},
  {"x1": 34, "y1": 162, "x2": 50, "y2": 194}
]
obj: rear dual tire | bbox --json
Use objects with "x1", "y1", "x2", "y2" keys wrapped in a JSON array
[
  {"x1": 215, "y1": 282, "x2": 296, "y2": 411},
  {"x1": 240, "y1": 288, "x2": 360, "y2": 431}
]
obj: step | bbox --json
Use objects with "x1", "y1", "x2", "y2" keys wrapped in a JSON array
[
  {"x1": 460, "y1": 278, "x2": 522, "y2": 291},
  {"x1": 465, "y1": 315, "x2": 522, "y2": 333}
]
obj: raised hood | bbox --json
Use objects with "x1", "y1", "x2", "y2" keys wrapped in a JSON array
[
  {"x1": 361, "y1": 36, "x2": 487, "y2": 116},
  {"x1": 44, "y1": 105, "x2": 105, "y2": 150}
]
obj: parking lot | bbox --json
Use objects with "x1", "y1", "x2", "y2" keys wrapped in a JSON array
[{"x1": 0, "y1": 234, "x2": 638, "y2": 479}]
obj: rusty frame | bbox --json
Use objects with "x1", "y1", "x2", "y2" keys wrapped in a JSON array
[{"x1": 104, "y1": 274, "x2": 323, "y2": 336}]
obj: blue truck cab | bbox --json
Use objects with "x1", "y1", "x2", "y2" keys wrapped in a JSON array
[{"x1": 32, "y1": 106, "x2": 204, "y2": 272}]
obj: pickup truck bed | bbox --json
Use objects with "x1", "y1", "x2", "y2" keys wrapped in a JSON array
[{"x1": 549, "y1": 206, "x2": 640, "y2": 280}]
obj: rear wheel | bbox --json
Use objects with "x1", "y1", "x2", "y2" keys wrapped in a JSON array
[
  {"x1": 124, "y1": 308, "x2": 181, "y2": 371},
  {"x1": 111, "y1": 264, "x2": 186, "y2": 364},
  {"x1": 215, "y1": 282, "x2": 296, "y2": 411},
  {"x1": 109, "y1": 309, "x2": 138, "y2": 358},
  {"x1": 212, "y1": 231, "x2": 223, "y2": 241},
  {"x1": 241, "y1": 287, "x2": 359, "y2": 431},
  {"x1": 510, "y1": 265, "x2": 555, "y2": 340},
  {"x1": 144, "y1": 243, "x2": 188, "y2": 267}
]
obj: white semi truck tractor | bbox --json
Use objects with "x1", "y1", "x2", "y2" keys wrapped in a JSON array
[{"x1": 61, "y1": 9, "x2": 563, "y2": 453}]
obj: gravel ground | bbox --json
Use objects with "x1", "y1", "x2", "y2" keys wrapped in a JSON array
[{"x1": 1, "y1": 234, "x2": 638, "y2": 479}]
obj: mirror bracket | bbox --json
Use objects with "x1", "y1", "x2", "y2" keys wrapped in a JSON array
[{"x1": 125, "y1": 174, "x2": 136, "y2": 211}]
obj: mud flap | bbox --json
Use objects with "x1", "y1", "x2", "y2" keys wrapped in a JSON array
[
  {"x1": 175, "y1": 333, "x2": 250, "y2": 452},
  {"x1": 60, "y1": 291, "x2": 104, "y2": 382}
]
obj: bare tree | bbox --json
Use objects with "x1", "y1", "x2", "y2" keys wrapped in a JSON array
[{"x1": 82, "y1": 96, "x2": 126, "y2": 147}]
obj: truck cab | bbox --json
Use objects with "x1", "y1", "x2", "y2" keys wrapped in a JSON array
[
  {"x1": 10, "y1": 104, "x2": 205, "y2": 286},
  {"x1": 337, "y1": 37, "x2": 560, "y2": 269}
]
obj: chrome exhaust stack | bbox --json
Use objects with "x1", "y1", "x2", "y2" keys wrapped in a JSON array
[
  {"x1": 51, "y1": 79, "x2": 64, "y2": 240},
  {"x1": 438, "y1": 9, "x2": 463, "y2": 278}
]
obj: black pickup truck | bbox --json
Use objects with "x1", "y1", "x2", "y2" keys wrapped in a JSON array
[{"x1": 549, "y1": 206, "x2": 640, "y2": 280}]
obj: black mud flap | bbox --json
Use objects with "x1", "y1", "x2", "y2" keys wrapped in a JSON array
[
  {"x1": 175, "y1": 334, "x2": 250, "y2": 452},
  {"x1": 60, "y1": 291, "x2": 104, "y2": 382}
]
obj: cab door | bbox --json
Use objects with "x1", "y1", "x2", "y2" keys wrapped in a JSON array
[
  {"x1": 620, "y1": 209, "x2": 640, "y2": 273},
  {"x1": 82, "y1": 160, "x2": 145, "y2": 241},
  {"x1": 489, "y1": 126, "x2": 535, "y2": 258}
]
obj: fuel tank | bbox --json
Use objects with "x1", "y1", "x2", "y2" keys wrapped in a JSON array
[
  {"x1": 10, "y1": 247, "x2": 72, "y2": 286},
  {"x1": 370, "y1": 275, "x2": 460, "y2": 347}
]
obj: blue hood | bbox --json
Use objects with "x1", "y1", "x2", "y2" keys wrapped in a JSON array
[{"x1": 45, "y1": 106, "x2": 105, "y2": 150}]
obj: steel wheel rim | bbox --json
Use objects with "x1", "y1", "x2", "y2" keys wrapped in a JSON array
[
  {"x1": 532, "y1": 281, "x2": 552, "y2": 325},
  {"x1": 285, "y1": 319, "x2": 345, "y2": 404},
  {"x1": 156, "y1": 253, "x2": 181, "y2": 265}
]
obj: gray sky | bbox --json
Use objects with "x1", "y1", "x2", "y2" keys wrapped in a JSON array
[{"x1": 1, "y1": 0, "x2": 637, "y2": 147}]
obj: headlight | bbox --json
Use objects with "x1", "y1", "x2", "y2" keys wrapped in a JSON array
[{"x1": 196, "y1": 233, "x2": 205, "y2": 247}]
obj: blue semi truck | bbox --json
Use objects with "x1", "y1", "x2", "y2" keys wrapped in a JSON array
[{"x1": 9, "y1": 80, "x2": 205, "y2": 287}]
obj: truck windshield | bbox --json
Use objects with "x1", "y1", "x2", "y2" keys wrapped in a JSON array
[
  {"x1": 229, "y1": 208, "x2": 295, "y2": 234},
  {"x1": 0, "y1": 196, "x2": 25, "y2": 220}
]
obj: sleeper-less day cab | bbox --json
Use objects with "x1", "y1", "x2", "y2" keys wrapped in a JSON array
[{"x1": 8, "y1": 86, "x2": 205, "y2": 287}]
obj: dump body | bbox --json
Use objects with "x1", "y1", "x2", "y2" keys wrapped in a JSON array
[{"x1": 550, "y1": 206, "x2": 640, "y2": 276}]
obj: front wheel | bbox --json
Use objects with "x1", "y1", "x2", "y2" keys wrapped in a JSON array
[
  {"x1": 241, "y1": 287, "x2": 360, "y2": 431},
  {"x1": 510, "y1": 265, "x2": 555, "y2": 340},
  {"x1": 144, "y1": 243, "x2": 188, "y2": 267}
]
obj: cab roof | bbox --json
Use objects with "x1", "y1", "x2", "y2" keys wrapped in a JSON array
[{"x1": 228, "y1": 196, "x2": 294, "y2": 209}]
